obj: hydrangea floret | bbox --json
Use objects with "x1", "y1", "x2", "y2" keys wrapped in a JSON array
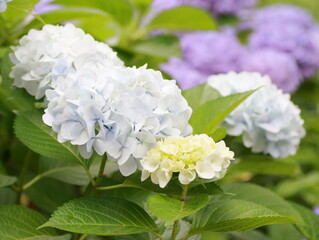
[
  {"x1": 207, "y1": 72, "x2": 305, "y2": 158},
  {"x1": 10, "y1": 24, "x2": 123, "y2": 99},
  {"x1": 140, "y1": 134, "x2": 234, "y2": 188}
]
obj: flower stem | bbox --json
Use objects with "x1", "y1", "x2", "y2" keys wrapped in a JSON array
[
  {"x1": 16, "y1": 151, "x2": 33, "y2": 204},
  {"x1": 171, "y1": 184, "x2": 189, "y2": 240},
  {"x1": 152, "y1": 231, "x2": 165, "y2": 240},
  {"x1": 94, "y1": 154, "x2": 107, "y2": 188}
]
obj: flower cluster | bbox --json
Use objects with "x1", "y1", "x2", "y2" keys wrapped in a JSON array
[
  {"x1": 161, "y1": 31, "x2": 246, "y2": 90},
  {"x1": 0, "y1": 0, "x2": 12, "y2": 12},
  {"x1": 207, "y1": 72, "x2": 305, "y2": 158},
  {"x1": 160, "y1": 4, "x2": 319, "y2": 93},
  {"x1": 42, "y1": 53, "x2": 192, "y2": 176},
  {"x1": 10, "y1": 24, "x2": 123, "y2": 99},
  {"x1": 140, "y1": 134, "x2": 234, "y2": 188}
]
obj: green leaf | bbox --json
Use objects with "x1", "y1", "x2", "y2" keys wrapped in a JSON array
[
  {"x1": 209, "y1": 127, "x2": 227, "y2": 142},
  {"x1": 226, "y1": 230, "x2": 271, "y2": 240},
  {"x1": 37, "y1": 157, "x2": 100, "y2": 186},
  {"x1": 190, "y1": 89, "x2": 256, "y2": 134},
  {"x1": 147, "y1": 194, "x2": 209, "y2": 222},
  {"x1": 0, "y1": 174, "x2": 17, "y2": 188},
  {"x1": 275, "y1": 172, "x2": 319, "y2": 198},
  {"x1": 148, "y1": 6, "x2": 216, "y2": 31},
  {"x1": 41, "y1": 196, "x2": 157, "y2": 235},
  {"x1": 182, "y1": 83, "x2": 221, "y2": 111},
  {"x1": 290, "y1": 202, "x2": 319, "y2": 240},
  {"x1": 14, "y1": 110, "x2": 85, "y2": 163},
  {"x1": 190, "y1": 183, "x2": 300, "y2": 233},
  {"x1": 190, "y1": 199, "x2": 297, "y2": 233},
  {"x1": 188, "y1": 181, "x2": 223, "y2": 196},
  {"x1": 132, "y1": 35, "x2": 181, "y2": 58},
  {"x1": 0, "y1": 188, "x2": 17, "y2": 205},
  {"x1": 25, "y1": 178, "x2": 76, "y2": 213},
  {"x1": 227, "y1": 158, "x2": 301, "y2": 178},
  {"x1": 26, "y1": 235, "x2": 72, "y2": 240},
  {"x1": 268, "y1": 224, "x2": 303, "y2": 240},
  {"x1": 220, "y1": 183, "x2": 301, "y2": 220},
  {"x1": 0, "y1": 50, "x2": 35, "y2": 112},
  {"x1": 54, "y1": 0, "x2": 134, "y2": 25},
  {"x1": 0, "y1": 205, "x2": 59, "y2": 239}
]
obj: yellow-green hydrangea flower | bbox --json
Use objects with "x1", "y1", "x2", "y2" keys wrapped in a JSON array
[{"x1": 140, "y1": 134, "x2": 234, "y2": 188}]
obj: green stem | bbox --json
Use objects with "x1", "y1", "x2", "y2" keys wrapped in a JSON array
[
  {"x1": 96, "y1": 183, "x2": 140, "y2": 191},
  {"x1": 171, "y1": 185, "x2": 189, "y2": 240},
  {"x1": 83, "y1": 164, "x2": 95, "y2": 187},
  {"x1": 94, "y1": 154, "x2": 107, "y2": 188},
  {"x1": 170, "y1": 220, "x2": 179, "y2": 240},
  {"x1": 22, "y1": 174, "x2": 42, "y2": 190},
  {"x1": 152, "y1": 231, "x2": 165, "y2": 240},
  {"x1": 79, "y1": 234, "x2": 88, "y2": 240},
  {"x1": 16, "y1": 151, "x2": 33, "y2": 204}
]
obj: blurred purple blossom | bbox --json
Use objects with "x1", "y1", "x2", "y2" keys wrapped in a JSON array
[
  {"x1": 210, "y1": 0, "x2": 257, "y2": 17},
  {"x1": 249, "y1": 23, "x2": 319, "y2": 78},
  {"x1": 160, "y1": 57, "x2": 209, "y2": 90},
  {"x1": 180, "y1": 31, "x2": 247, "y2": 74},
  {"x1": 241, "y1": 49, "x2": 302, "y2": 92},
  {"x1": 314, "y1": 206, "x2": 319, "y2": 215},
  {"x1": 252, "y1": 4, "x2": 315, "y2": 30}
]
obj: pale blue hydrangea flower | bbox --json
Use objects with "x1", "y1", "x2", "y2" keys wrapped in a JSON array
[
  {"x1": 241, "y1": 49, "x2": 302, "y2": 93},
  {"x1": 10, "y1": 24, "x2": 123, "y2": 99},
  {"x1": 207, "y1": 72, "x2": 305, "y2": 159},
  {"x1": 0, "y1": 0, "x2": 12, "y2": 12},
  {"x1": 43, "y1": 55, "x2": 192, "y2": 176}
]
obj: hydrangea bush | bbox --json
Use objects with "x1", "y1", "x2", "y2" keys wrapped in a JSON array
[{"x1": 0, "y1": 1, "x2": 319, "y2": 240}]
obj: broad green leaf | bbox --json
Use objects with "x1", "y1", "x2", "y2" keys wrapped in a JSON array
[
  {"x1": 0, "y1": 205, "x2": 59, "y2": 239},
  {"x1": 37, "y1": 157, "x2": 100, "y2": 186},
  {"x1": 14, "y1": 110, "x2": 85, "y2": 163},
  {"x1": 24, "y1": 8, "x2": 108, "y2": 32},
  {"x1": 227, "y1": 158, "x2": 301, "y2": 178},
  {"x1": 42, "y1": 196, "x2": 157, "y2": 235},
  {"x1": 54, "y1": 0, "x2": 134, "y2": 25},
  {"x1": 147, "y1": 194, "x2": 209, "y2": 222},
  {"x1": 0, "y1": 50, "x2": 35, "y2": 112},
  {"x1": 188, "y1": 181, "x2": 223, "y2": 196},
  {"x1": 268, "y1": 224, "x2": 303, "y2": 240},
  {"x1": 190, "y1": 199, "x2": 297, "y2": 233},
  {"x1": 290, "y1": 202, "x2": 319, "y2": 240},
  {"x1": 26, "y1": 235, "x2": 72, "y2": 240},
  {"x1": 275, "y1": 172, "x2": 319, "y2": 198},
  {"x1": 0, "y1": 174, "x2": 17, "y2": 188},
  {"x1": 148, "y1": 6, "x2": 216, "y2": 31},
  {"x1": 182, "y1": 83, "x2": 221, "y2": 111},
  {"x1": 210, "y1": 127, "x2": 227, "y2": 142},
  {"x1": 189, "y1": 90, "x2": 256, "y2": 134},
  {"x1": 25, "y1": 178, "x2": 76, "y2": 213},
  {"x1": 0, "y1": 188, "x2": 17, "y2": 205},
  {"x1": 226, "y1": 230, "x2": 271, "y2": 240},
  {"x1": 220, "y1": 183, "x2": 301, "y2": 220},
  {"x1": 132, "y1": 35, "x2": 181, "y2": 58},
  {"x1": 190, "y1": 183, "x2": 300, "y2": 233}
]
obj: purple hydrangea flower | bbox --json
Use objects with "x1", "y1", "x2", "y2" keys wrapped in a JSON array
[
  {"x1": 241, "y1": 49, "x2": 302, "y2": 93},
  {"x1": 160, "y1": 57, "x2": 209, "y2": 90},
  {"x1": 249, "y1": 23, "x2": 319, "y2": 77},
  {"x1": 252, "y1": 4, "x2": 315, "y2": 30},
  {"x1": 210, "y1": 0, "x2": 257, "y2": 16},
  {"x1": 180, "y1": 31, "x2": 247, "y2": 75},
  {"x1": 314, "y1": 206, "x2": 319, "y2": 215}
]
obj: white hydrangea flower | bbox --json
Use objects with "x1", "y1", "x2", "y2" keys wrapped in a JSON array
[
  {"x1": 140, "y1": 134, "x2": 234, "y2": 188},
  {"x1": 0, "y1": 0, "x2": 12, "y2": 12},
  {"x1": 43, "y1": 55, "x2": 192, "y2": 176},
  {"x1": 10, "y1": 23, "x2": 123, "y2": 99},
  {"x1": 207, "y1": 71, "x2": 305, "y2": 158}
]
